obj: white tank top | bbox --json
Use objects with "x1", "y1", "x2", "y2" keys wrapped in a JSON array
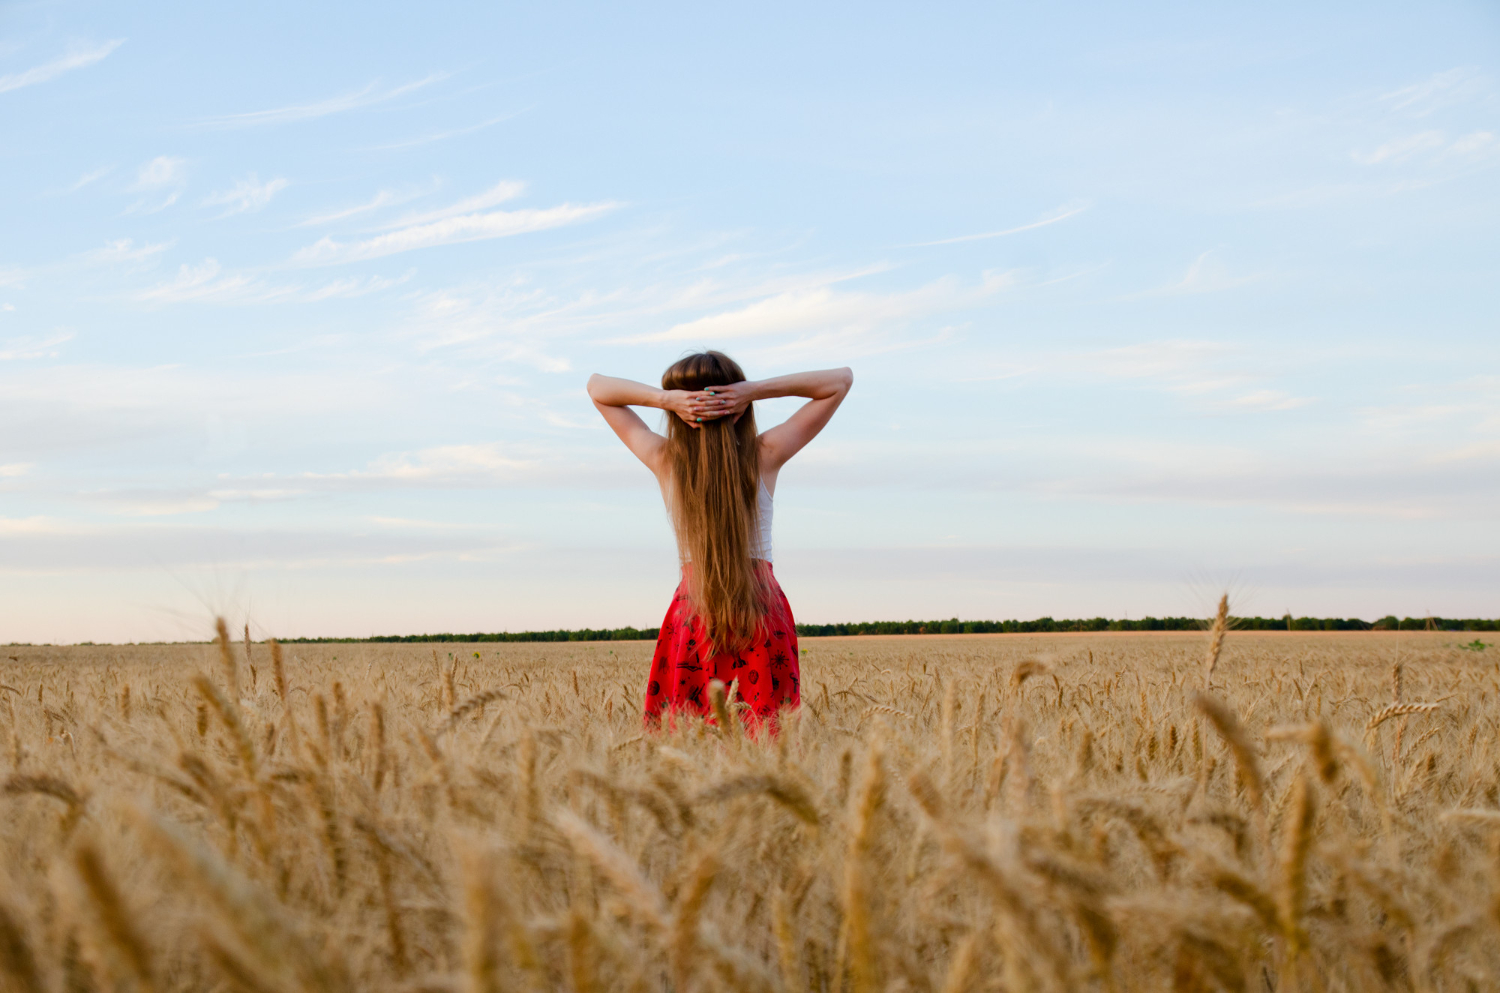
[
  {"x1": 667, "y1": 478, "x2": 774, "y2": 563},
  {"x1": 750, "y1": 479, "x2": 774, "y2": 561}
]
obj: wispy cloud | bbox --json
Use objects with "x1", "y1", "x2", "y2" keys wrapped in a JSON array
[
  {"x1": 126, "y1": 155, "x2": 187, "y2": 213},
  {"x1": 131, "y1": 156, "x2": 185, "y2": 190},
  {"x1": 196, "y1": 72, "x2": 449, "y2": 128},
  {"x1": 0, "y1": 516, "x2": 75, "y2": 535},
  {"x1": 621, "y1": 269, "x2": 1015, "y2": 346},
  {"x1": 360, "y1": 111, "x2": 524, "y2": 152},
  {"x1": 0, "y1": 330, "x2": 74, "y2": 360},
  {"x1": 377, "y1": 180, "x2": 525, "y2": 229},
  {"x1": 63, "y1": 165, "x2": 115, "y2": 193},
  {"x1": 135, "y1": 258, "x2": 410, "y2": 304},
  {"x1": 294, "y1": 441, "x2": 642, "y2": 490},
  {"x1": 1131, "y1": 251, "x2": 1263, "y2": 297},
  {"x1": 201, "y1": 173, "x2": 289, "y2": 216},
  {"x1": 1086, "y1": 339, "x2": 1314, "y2": 411},
  {"x1": 334, "y1": 443, "x2": 541, "y2": 483},
  {"x1": 291, "y1": 198, "x2": 617, "y2": 266},
  {"x1": 293, "y1": 183, "x2": 439, "y2": 228},
  {"x1": 1382, "y1": 67, "x2": 1489, "y2": 116},
  {"x1": 907, "y1": 200, "x2": 1091, "y2": 247},
  {"x1": 1352, "y1": 129, "x2": 1496, "y2": 167},
  {"x1": 0, "y1": 463, "x2": 33, "y2": 478},
  {"x1": 0, "y1": 38, "x2": 124, "y2": 95},
  {"x1": 1352, "y1": 130, "x2": 1447, "y2": 165},
  {"x1": 78, "y1": 238, "x2": 172, "y2": 264},
  {"x1": 1227, "y1": 390, "x2": 1313, "y2": 412}
]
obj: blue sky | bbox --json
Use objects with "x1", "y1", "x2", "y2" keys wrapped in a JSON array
[{"x1": 2, "y1": 1, "x2": 1497, "y2": 643}]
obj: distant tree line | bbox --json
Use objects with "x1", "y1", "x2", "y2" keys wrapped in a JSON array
[
  {"x1": 275, "y1": 614, "x2": 1498, "y2": 644},
  {"x1": 794, "y1": 615, "x2": 1499, "y2": 635}
]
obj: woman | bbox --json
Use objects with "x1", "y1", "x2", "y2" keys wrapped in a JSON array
[{"x1": 587, "y1": 352, "x2": 853, "y2": 730}]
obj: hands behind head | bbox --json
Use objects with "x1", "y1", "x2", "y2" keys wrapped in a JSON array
[{"x1": 664, "y1": 382, "x2": 750, "y2": 429}]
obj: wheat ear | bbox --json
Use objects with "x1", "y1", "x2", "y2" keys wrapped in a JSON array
[
  {"x1": 73, "y1": 841, "x2": 156, "y2": 993},
  {"x1": 192, "y1": 674, "x2": 257, "y2": 779},
  {"x1": 1194, "y1": 693, "x2": 1264, "y2": 814},
  {"x1": 553, "y1": 809, "x2": 670, "y2": 932},
  {"x1": 1204, "y1": 594, "x2": 1228, "y2": 686},
  {"x1": 1276, "y1": 768, "x2": 1316, "y2": 955},
  {"x1": 840, "y1": 739, "x2": 885, "y2": 993},
  {"x1": 215, "y1": 617, "x2": 239, "y2": 700},
  {"x1": 441, "y1": 689, "x2": 510, "y2": 735},
  {"x1": 1366, "y1": 701, "x2": 1440, "y2": 731},
  {"x1": 695, "y1": 773, "x2": 821, "y2": 827},
  {"x1": 0, "y1": 898, "x2": 44, "y2": 993},
  {"x1": 771, "y1": 887, "x2": 803, "y2": 993},
  {"x1": 670, "y1": 847, "x2": 718, "y2": 991}
]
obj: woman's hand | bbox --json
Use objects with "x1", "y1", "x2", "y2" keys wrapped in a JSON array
[
  {"x1": 686, "y1": 381, "x2": 755, "y2": 423},
  {"x1": 660, "y1": 388, "x2": 718, "y2": 429}
]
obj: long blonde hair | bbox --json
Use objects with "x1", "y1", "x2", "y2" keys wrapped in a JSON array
[{"x1": 662, "y1": 351, "x2": 768, "y2": 652}]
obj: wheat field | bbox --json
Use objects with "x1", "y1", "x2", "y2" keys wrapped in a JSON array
[{"x1": 1, "y1": 619, "x2": 1497, "y2": 992}]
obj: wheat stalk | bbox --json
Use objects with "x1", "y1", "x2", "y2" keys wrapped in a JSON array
[
  {"x1": 1276, "y1": 769, "x2": 1316, "y2": 954},
  {"x1": 0, "y1": 898, "x2": 44, "y2": 993},
  {"x1": 1366, "y1": 701, "x2": 1440, "y2": 731},
  {"x1": 1194, "y1": 693, "x2": 1265, "y2": 814},
  {"x1": 73, "y1": 840, "x2": 156, "y2": 993},
  {"x1": 1204, "y1": 594, "x2": 1229, "y2": 686},
  {"x1": 215, "y1": 617, "x2": 239, "y2": 701},
  {"x1": 694, "y1": 773, "x2": 821, "y2": 827},
  {"x1": 553, "y1": 809, "x2": 670, "y2": 932}
]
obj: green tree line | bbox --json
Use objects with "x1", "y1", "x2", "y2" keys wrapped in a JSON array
[{"x1": 275, "y1": 614, "x2": 1498, "y2": 644}]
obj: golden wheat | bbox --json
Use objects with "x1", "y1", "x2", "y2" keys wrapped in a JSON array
[{"x1": 0, "y1": 622, "x2": 1495, "y2": 989}]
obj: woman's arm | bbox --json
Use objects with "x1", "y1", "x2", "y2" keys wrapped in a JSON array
[
  {"x1": 689, "y1": 367, "x2": 854, "y2": 473},
  {"x1": 586, "y1": 374, "x2": 710, "y2": 473}
]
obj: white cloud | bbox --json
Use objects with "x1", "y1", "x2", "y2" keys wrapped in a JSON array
[
  {"x1": 136, "y1": 259, "x2": 250, "y2": 302},
  {"x1": 0, "y1": 39, "x2": 124, "y2": 95},
  {"x1": 360, "y1": 111, "x2": 523, "y2": 152},
  {"x1": 0, "y1": 516, "x2": 74, "y2": 535},
  {"x1": 64, "y1": 165, "x2": 115, "y2": 193},
  {"x1": 107, "y1": 497, "x2": 220, "y2": 517},
  {"x1": 361, "y1": 443, "x2": 539, "y2": 481},
  {"x1": 202, "y1": 174, "x2": 289, "y2": 216},
  {"x1": 908, "y1": 200, "x2": 1091, "y2": 247},
  {"x1": 1085, "y1": 339, "x2": 1314, "y2": 411},
  {"x1": 1445, "y1": 131, "x2": 1495, "y2": 158},
  {"x1": 205, "y1": 488, "x2": 306, "y2": 502},
  {"x1": 1352, "y1": 130, "x2": 1447, "y2": 165},
  {"x1": 135, "y1": 258, "x2": 409, "y2": 305},
  {"x1": 294, "y1": 183, "x2": 442, "y2": 228},
  {"x1": 300, "y1": 443, "x2": 562, "y2": 489},
  {"x1": 78, "y1": 238, "x2": 172, "y2": 264},
  {"x1": 0, "y1": 330, "x2": 74, "y2": 360},
  {"x1": 1227, "y1": 390, "x2": 1314, "y2": 412},
  {"x1": 626, "y1": 270, "x2": 1015, "y2": 344},
  {"x1": 291, "y1": 200, "x2": 617, "y2": 266},
  {"x1": 1090, "y1": 339, "x2": 1233, "y2": 381},
  {"x1": 126, "y1": 156, "x2": 187, "y2": 213},
  {"x1": 132, "y1": 156, "x2": 186, "y2": 191},
  {"x1": 197, "y1": 73, "x2": 449, "y2": 128},
  {"x1": 377, "y1": 180, "x2": 525, "y2": 230},
  {"x1": 1382, "y1": 67, "x2": 1489, "y2": 116},
  {"x1": 1141, "y1": 251, "x2": 1263, "y2": 296},
  {"x1": 0, "y1": 463, "x2": 33, "y2": 477}
]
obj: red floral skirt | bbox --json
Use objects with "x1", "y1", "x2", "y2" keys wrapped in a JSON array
[{"x1": 644, "y1": 562, "x2": 800, "y2": 730}]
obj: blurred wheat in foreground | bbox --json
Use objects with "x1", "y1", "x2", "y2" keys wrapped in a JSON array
[{"x1": 3, "y1": 618, "x2": 1499, "y2": 992}]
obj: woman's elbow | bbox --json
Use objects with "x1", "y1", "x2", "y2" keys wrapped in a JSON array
[
  {"x1": 838, "y1": 367, "x2": 854, "y2": 391},
  {"x1": 585, "y1": 373, "x2": 604, "y2": 400}
]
